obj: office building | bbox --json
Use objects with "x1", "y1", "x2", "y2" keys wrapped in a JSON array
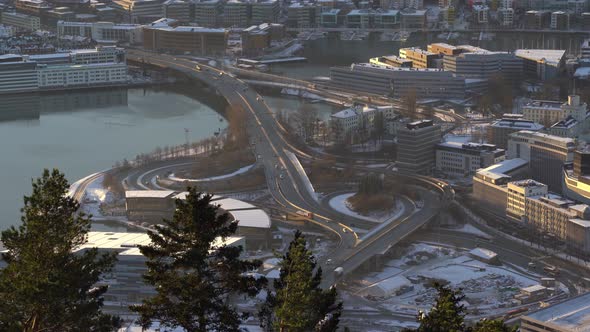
[
  {"x1": 369, "y1": 55, "x2": 412, "y2": 68},
  {"x1": 487, "y1": 118, "x2": 544, "y2": 149},
  {"x1": 37, "y1": 62, "x2": 128, "y2": 88},
  {"x1": 399, "y1": 47, "x2": 438, "y2": 68},
  {"x1": 443, "y1": 50, "x2": 523, "y2": 81},
  {"x1": 473, "y1": 158, "x2": 529, "y2": 212},
  {"x1": 14, "y1": 0, "x2": 51, "y2": 16},
  {"x1": 507, "y1": 131, "x2": 574, "y2": 193},
  {"x1": 522, "y1": 95, "x2": 588, "y2": 126},
  {"x1": 427, "y1": 42, "x2": 462, "y2": 56},
  {"x1": 143, "y1": 23, "x2": 228, "y2": 55},
  {"x1": 1, "y1": 11, "x2": 41, "y2": 31},
  {"x1": 251, "y1": 0, "x2": 279, "y2": 25},
  {"x1": 193, "y1": 0, "x2": 222, "y2": 27},
  {"x1": 400, "y1": 8, "x2": 425, "y2": 29},
  {"x1": 515, "y1": 49, "x2": 565, "y2": 81},
  {"x1": 241, "y1": 23, "x2": 285, "y2": 56},
  {"x1": 568, "y1": 0, "x2": 587, "y2": 14},
  {"x1": 320, "y1": 8, "x2": 340, "y2": 27},
  {"x1": 163, "y1": 0, "x2": 191, "y2": 22},
  {"x1": 525, "y1": 10, "x2": 550, "y2": 29},
  {"x1": 111, "y1": 0, "x2": 164, "y2": 23},
  {"x1": 550, "y1": 10, "x2": 569, "y2": 29},
  {"x1": 472, "y1": 4, "x2": 488, "y2": 24},
  {"x1": 58, "y1": 21, "x2": 143, "y2": 44},
  {"x1": 520, "y1": 292, "x2": 590, "y2": 332},
  {"x1": 564, "y1": 147, "x2": 590, "y2": 205},
  {"x1": 506, "y1": 179, "x2": 548, "y2": 220},
  {"x1": 330, "y1": 63, "x2": 467, "y2": 100},
  {"x1": 0, "y1": 55, "x2": 39, "y2": 94},
  {"x1": 224, "y1": 0, "x2": 250, "y2": 27},
  {"x1": 287, "y1": 3, "x2": 319, "y2": 28},
  {"x1": 436, "y1": 142, "x2": 505, "y2": 178},
  {"x1": 397, "y1": 120, "x2": 441, "y2": 174}
]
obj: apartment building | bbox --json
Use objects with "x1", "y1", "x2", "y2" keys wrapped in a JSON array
[
  {"x1": 194, "y1": 0, "x2": 222, "y2": 27},
  {"x1": 224, "y1": 0, "x2": 250, "y2": 27},
  {"x1": 1, "y1": 11, "x2": 41, "y2": 31},
  {"x1": 506, "y1": 179, "x2": 548, "y2": 221},
  {"x1": 251, "y1": 0, "x2": 279, "y2": 25},
  {"x1": 163, "y1": 0, "x2": 191, "y2": 22},
  {"x1": 522, "y1": 95, "x2": 588, "y2": 132},
  {"x1": 550, "y1": 10, "x2": 569, "y2": 29},
  {"x1": 436, "y1": 142, "x2": 505, "y2": 178},
  {"x1": 287, "y1": 3, "x2": 319, "y2": 28},
  {"x1": 397, "y1": 120, "x2": 441, "y2": 174},
  {"x1": 400, "y1": 8, "x2": 426, "y2": 29},
  {"x1": 345, "y1": 9, "x2": 399, "y2": 28}
]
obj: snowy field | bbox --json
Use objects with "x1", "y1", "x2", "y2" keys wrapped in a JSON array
[
  {"x1": 328, "y1": 193, "x2": 405, "y2": 223},
  {"x1": 346, "y1": 243, "x2": 543, "y2": 318}
]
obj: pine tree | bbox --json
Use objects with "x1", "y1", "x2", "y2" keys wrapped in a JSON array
[
  {"x1": 404, "y1": 284, "x2": 515, "y2": 332},
  {"x1": 261, "y1": 231, "x2": 342, "y2": 332},
  {"x1": 0, "y1": 169, "x2": 119, "y2": 332},
  {"x1": 131, "y1": 188, "x2": 266, "y2": 331}
]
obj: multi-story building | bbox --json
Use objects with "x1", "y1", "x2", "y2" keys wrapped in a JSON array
[
  {"x1": 1, "y1": 11, "x2": 41, "y2": 31},
  {"x1": 506, "y1": 179, "x2": 548, "y2": 221},
  {"x1": 287, "y1": 3, "x2": 319, "y2": 28},
  {"x1": 443, "y1": 50, "x2": 523, "y2": 81},
  {"x1": 251, "y1": 0, "x2": 279, "y2": 25},
  {"x1": 163, "y1": 0, "x2": 191, "y2": 22},
  {"x1": 369, "y1": 55, "x2": 412, "y2": 68},
  {"x1": 400, "y1": 8, "x2": 426, "y2": 29},
  {"x1": 224, "y1": 0, "x2": 250, "y2": 27},
  {"x1": 515, "y1": 48, "x2": 565, "y2": 81},
  {"x1": 345, "y1": 9, "x2": 399, "y2": 28},
  {"x1": 487, "y1": 118, "x2": 544, "y2": 149},
  {"x1": 194, "y1": 0, "x2": 222, "y2": 27},
  {"x1": 37, "y1": 62, "x2": 128, "y2": 88},
  {"x1": 522, "y1": 95, "x2": 588, "y2": 126},
  {"x1": 111, "y1": 0, "x2": 164, "y2": 23},
  {"x1": 498, "y1": 7, "x2": 514, "y2": 26},
  {"x1": 397, "y1": 120, "x2": 441, "y2": 174},
  {"x1": 14, "y1": 0, "x2": 51, "y2": 16},
  {"x1": 241, "y1": 23, "x2": 284, "y2": 56},
  {"x1": 320, "y1": 8, "x2": 340, "y2": 27},
  {"x1": 330, "y1": 105, "x2": 377, "y2": 143},
  {"x1": 564, "y1": 148, "x2": 590, "y2": 206},
  {"x1": 550, "y1": 10, "x2": 569, "y2": 29},
  {"x1": 0, "y1": 55, "x2": 39, "y2": 94},
  {"x1": 329, "y1": 63, "x2": 467, "y2": 100},
  {"x1": 57, "y1": 21, "x2": 143, "y2": 44},
  {"x1": 525, "y1": 10, "x2": 550, "y2": 29},
  {"x1": 427, "y1": 42, "x2": 462, "y2": 56},
  {"x1": 436, "y1": 142, "x2": 505, "y2": 178},
  {"x1": 473, "y1": 158, "x2": 529, "y2": 212},
  {"x1": 472, "y1": 4, "x2": 488, "y2": 24},
  {"x1": 568, "y1": 0, "x2": 587, "y2": 14},
  {"x1": 399, "y1": 47, "x2": 438, "y2": 68},
  {"x1": 143, "y1": 24, "x2": 228, "y2": 55}
]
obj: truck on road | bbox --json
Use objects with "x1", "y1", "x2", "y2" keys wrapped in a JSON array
[{"x1": 334, "y1": 267, "x2": 343, "y2": 278}]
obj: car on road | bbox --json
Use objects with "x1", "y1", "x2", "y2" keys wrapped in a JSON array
[
  {"x1": 342, "y1": 228, "x2": 347, "y2": 233},
  {"x1": 528, "y1": 262, "x2": 536, "y2": 269},
  {"x1": 326, "y1": 259, "x2": 333, "y2": 265},
  {"x1": 279, "y1": 174, "x2": 285, "y2": 179},
  {"x1": 195, "y1": 65, "x2": 201, "y2": 71}
]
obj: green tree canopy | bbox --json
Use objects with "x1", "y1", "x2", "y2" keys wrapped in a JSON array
[
  {"x1": 260, "y1": 230, "x2": 342, "y2": 332},
  {"x1": 0, "y1": 169, "x2": 119, "y2": 332},
  {"x1": 131, "y1": 188, "x2": 266, "y2": 331}
]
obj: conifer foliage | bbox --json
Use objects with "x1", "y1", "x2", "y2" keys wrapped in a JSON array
[
  {"x1": 131, "y1": 188, "x2": 266, "y2": 331},
  {"x1": 260, "y1": 230, "x2": 342, "y2": 332},
  {"x1": 0, "y1": 169, "x2": 119, "y2": 332}
]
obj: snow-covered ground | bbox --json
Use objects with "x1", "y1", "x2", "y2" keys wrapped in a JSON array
[
  {"x1": 347, "y1": 243, "x2": 544, "y2": 318},
  {"x1": 328, "y1": 193, "x2": 405, "y2": 223},
  {"x1": 451, "y1": 224, "x2": 492, "y2": 239},
  {"x1": 169, "y1": 164, "x2": 255, "y2": 182}
]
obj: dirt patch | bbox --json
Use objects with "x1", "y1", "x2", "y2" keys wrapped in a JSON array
[{"x1": 346, "y1": 193, "x2": 394, "y2": 215}]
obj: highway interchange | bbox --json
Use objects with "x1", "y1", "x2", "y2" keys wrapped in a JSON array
[{"x1": 65, "y1": 50, "x2": 590, "y2": 324}]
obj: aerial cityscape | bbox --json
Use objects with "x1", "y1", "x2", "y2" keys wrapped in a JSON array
[{"x1": 1, "y1": 0, "x2": 590, "y2": 330}]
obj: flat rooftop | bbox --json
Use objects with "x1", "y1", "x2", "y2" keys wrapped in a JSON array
[
  {"x1": 515, "y1": 49, "x2": 566, "y2": 67},
  {"x1": 522, "y1": 292, "x2": 590, "y2": 330},
  {"x1": 479, "y1": 158, "x2": 528, "y2": 175},
  {"x1": 490, "y1": 118, "x2": 544, "y2": 130}
]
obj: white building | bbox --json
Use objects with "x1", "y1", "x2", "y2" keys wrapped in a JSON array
[
  {"x1": 37, "y1": 62, "x2": 128, "y2": 89},
  {"x1": 57, "y1": 21, "x2": 144, "y2": 44},
  {"x1": 521, "y1": 95, "x2": 589, "y2": 137},
  {"x1": 0, "y1": 55, "x2": 39, "y2": 94},
  {"x1": 330, "y1": 105, "x2": 398, "y2": 143},
  {"x1": 1, "y1": 11, "x2": 40, "y2": 31},
  {"x1": 436, "y1": 141, "x2": 505, "y2": 178},
  {"x1": 506, "y1": 179, "x2": 548, "y2": 220}
]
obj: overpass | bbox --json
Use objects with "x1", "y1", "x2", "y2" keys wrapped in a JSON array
[{"x1": 126, "y1": 49, "x2": 450, "y2": 285}]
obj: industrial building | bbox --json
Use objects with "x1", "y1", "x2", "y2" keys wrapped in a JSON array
[
  {"x1": 397, "y1": 120, "x2": 441, "y2": 175},
  {"x1": 435, "y1": 142, "x2": 505, "y2": 178},
  {"x1": 329, "y1": 63, "x2": 467, "y2": 100},
  {"x1": 125, "y1": 191, "x2": 272, "y2": 249}
]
